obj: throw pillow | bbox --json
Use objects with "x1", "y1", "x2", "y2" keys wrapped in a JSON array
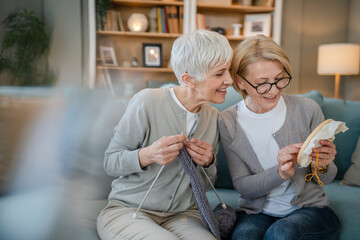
[{"x1": 341, "y1": 136, "x2": 360, "y2": 187}]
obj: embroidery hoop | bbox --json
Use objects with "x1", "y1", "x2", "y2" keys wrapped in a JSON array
[{"x1": 297, "y1": 119, "x2": 334, "y2": 167}]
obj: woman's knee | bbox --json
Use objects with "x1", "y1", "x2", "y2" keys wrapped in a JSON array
[{"x1": 263, "y1": 221, "x2": 299, "y2": 240}]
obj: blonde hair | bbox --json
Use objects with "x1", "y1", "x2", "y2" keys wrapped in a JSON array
[{"x1": 231, "y1": 34, "x2": 292, "y2": 98}]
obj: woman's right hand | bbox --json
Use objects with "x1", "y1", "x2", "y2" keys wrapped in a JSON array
[
  {"x1": 138, "y1": 134, "x2": 187, "y2": 168},
  {"x1": 277, "y1": 143, "x2": 303, "y2": 180}
]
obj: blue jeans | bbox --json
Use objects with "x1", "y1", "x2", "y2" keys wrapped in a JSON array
[{"x1": 231, "y1": 206, "x2": 340, "y2": 240}]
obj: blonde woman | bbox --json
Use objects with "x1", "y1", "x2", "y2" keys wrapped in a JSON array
[{"x1": 219, "y1": 35, "x2": 340, "y2": 240}]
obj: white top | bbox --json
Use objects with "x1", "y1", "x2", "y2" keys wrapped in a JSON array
[
  {"x1": 237, "y1": 96, "x2": 298, "y2": 217},
  {"x1": 170, "y1": 88, "x2": 198, "y2": 138}
]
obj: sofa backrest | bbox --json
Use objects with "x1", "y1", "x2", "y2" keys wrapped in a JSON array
[
  {"x1": 0, "y1": 86, "x2": 128, "y2": 200},
  {"x1": 302, "y1": 91, "x2": 360, "y2": 179},
  {"x1": 212, "y1": 89, "x2": 360, "y2": 189},
  {"x1": 3, "y1": 86, "x2": 358, "y2": 196}
]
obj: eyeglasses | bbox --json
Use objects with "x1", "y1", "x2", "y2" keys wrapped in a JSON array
[{"x1": 239, "y1": 68, "x2": 292, "y2": 95}]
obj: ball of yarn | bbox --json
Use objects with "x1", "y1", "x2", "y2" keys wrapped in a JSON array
[{"x1": 213, "y1": 203, "x2": 237, "y2": 239}]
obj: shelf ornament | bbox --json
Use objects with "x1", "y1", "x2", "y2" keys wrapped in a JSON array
[{"x1": 127, "y1": 13, "x2": 148, "y2": 32}]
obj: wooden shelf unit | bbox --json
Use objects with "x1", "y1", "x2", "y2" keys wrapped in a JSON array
[
  {"x1": 197, "y1": 3, "x2": 274, "y2": 13},
  {"x1": 96, "y1": 0, "x2": 280, "y2": 95},
  {"x1": 112, "y1": 0, "x2": 183, "y2": 7},
  {"x1": 97, "y1": 66, "x2": 173, "y2": 73},
  {"x1": 98, "y1": 30, "x2": 181, "y2": 38}
]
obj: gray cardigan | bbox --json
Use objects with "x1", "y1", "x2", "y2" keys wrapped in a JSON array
[
  {"x1": 104, "y1": 88, "x2": 219, "y2": 213},
  {"x1": 218, "y1": 94, "x2": 337, "y2": 214}
]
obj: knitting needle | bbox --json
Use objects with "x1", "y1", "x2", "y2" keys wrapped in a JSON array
[
  {"x1": 200, "y1": 167, "x2": 227, "y2": 209},
  {"x1": 132, "y1": 132, "x2": 184, "y2": 219},
  {"x1": 132, "y1": 164, "x2": 165, "y2": 219}
]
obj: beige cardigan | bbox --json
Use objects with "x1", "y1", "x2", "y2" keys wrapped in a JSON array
[{"x1": 104, "y1": 87, "x2": 219, "y2": 213}]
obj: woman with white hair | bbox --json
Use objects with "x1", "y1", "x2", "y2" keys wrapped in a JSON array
[{"x1": 97, "y1": 29, "x2": 233, "y2": 240}]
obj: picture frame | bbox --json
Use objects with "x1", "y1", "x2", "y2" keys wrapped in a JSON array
[
  {"x1": 243, "y1": 14, "x2": 272, "y2": 37},
  {"x1": 100, "y1": 46, "x2": 118, "y2": 66},
  {"x1": 142, "y1": 43, "x2": 162, "y2": 68}
]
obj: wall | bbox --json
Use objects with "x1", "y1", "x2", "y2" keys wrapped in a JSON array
[
  {"x1": 0, "y1": 0, "x2": 84, "y2": 87},
  {"x1": 44, "y1": 0, "x2": 83, "y2": 87},
  {"x1": 282, "y1": 0, "x2": 360, "y2": 100},
  {"x1": 345, "y1": 0, "x2": 360, "y2": 100}
]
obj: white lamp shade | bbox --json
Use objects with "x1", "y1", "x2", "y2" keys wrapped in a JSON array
[
  {"x1": 127, "y1": 13, "x2": 148, "y2": 32},
  {"x1": 317, "y1": 43, "x2": 360, "y2": 75}
]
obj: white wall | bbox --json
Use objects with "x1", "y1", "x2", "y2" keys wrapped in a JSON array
[
  {"x1": 44, "y1": 0, "x2": 83, "y2": 87},
  {"x1": 344, "y1": 0, "x2": 360, "y2": 100},
  {"x1": 282, "y1": 0, "x2": 360, "y2": 100}
]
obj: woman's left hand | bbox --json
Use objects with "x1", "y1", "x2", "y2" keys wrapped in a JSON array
[
  {"x1": 184, "y1": 138, "x2": 214, "y2": 167},
  {"x1": 310, "y1": 139, "x2": 337, "y2": 166}
]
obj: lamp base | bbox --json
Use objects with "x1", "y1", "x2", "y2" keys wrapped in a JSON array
[{"x1": 334, "y1": 73, "x2": 340, "y2": 99}]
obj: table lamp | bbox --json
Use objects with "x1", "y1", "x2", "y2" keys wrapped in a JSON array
[{"x1": 317, "y1": 43, "x2": 360, "y2": 99}]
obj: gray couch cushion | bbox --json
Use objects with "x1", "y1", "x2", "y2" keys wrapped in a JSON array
[
  {"x1": 324, "y1": 180, "x2": 360, "y2": 240},
  {"x1": 60, "y1": 88, "x2": 129, "y2": 200},
  {"x1": 341, "y1": 136, "x2": 360, "y2": 187}
]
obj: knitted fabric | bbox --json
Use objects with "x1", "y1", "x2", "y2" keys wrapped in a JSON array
[{"x1": 178, "y1": 147, "x2": 221, "y2": 240}]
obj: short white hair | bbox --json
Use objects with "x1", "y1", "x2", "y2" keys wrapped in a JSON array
[{"x1": 170, "y1": 29, "x2": 233, "y2": 86}]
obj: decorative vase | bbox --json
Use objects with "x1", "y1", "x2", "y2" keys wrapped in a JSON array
[
  {"x1": 232, "y1": 23, "x2": 243, "y2": 37},
  {"x1": 127, "y1": 13, "x2": 148, "y2": 32}
]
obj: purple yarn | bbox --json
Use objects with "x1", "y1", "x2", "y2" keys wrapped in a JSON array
[
  {"x1": 178, "y1": 147, "x2": 221, "y2": 240},
  {"x1": 213, "y1": 203, "x2": 236, "y2": 238}
]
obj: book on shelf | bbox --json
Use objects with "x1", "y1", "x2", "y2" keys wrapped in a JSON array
[
  {"x1": 172, "y1": 6, "x2": 179, "y2": 34},
  {"x1": 165, "y1": 6, "x2": 174, "y2": 33},
  {"x1": 153, "y1": 6, "x2": 181, "y2": 34},
  {"x1": 104, "y1": 10, "x2": 112, "y2": 31},
  {"x1": 178, "y1": 6, "x2": 183, "y2": 34},
  {"x1": 196, "y1": 13, "x2": 206, "y2": 30},
  {"x1": 111, "y1": 11, "x2": 118, "y2": 31},
  {"x1": 116, "y1": 11, "x2": 125, "y2": 31},
  {"x1": 161, "y1": 7, "x2": 169, "y2": 33},
  {"x1": 104, "y1": 10, "x2": 124, "y2": 31},
  {"x1": 157, "y1": 7, "x2": 163, "y2": 33},
  {"x1": 165, "y1": 6, "x2": 179, "y2": 34}
]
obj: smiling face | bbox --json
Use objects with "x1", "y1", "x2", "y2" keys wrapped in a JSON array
[
  {"x1": 194, "y1": 61, "x2": 233, "y2": 105},
  {"x1": 237, "y1": 60, "x2": 287, "y2": 113}
]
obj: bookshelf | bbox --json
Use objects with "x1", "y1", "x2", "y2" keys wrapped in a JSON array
[
  {"x1": 95, "y1": 0, "x2": 281, "y2": 96},
  {"x1": 197, "y1": 3, "x2": 274, "y2": 13},
  {"x1": 97, "y1": 31, "x2": 181, "y2": 38}
]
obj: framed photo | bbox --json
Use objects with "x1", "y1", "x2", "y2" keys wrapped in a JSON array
[
  {"x1": 100, "y1": 46, "x2": 118, "y2": 66},
  {"x1": 243, "y1": 14, "x2": 272, "y2": 37},
  {"x1": 142, "y1": 43, "x2": 162, "y2": 68}
]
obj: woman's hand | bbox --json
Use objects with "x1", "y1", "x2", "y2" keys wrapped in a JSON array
[
  {"x1": 184, "y1": 138, "x2": 214, "y2": 167},
  {"x1": 138, "y1": 134, "x2": 186, "y2": 168},
  {"x1": 310, "y1": 139, "x2": 336, "y2": 167},
  {"x1": 277, "y1": 143, "x2": 303, "y2": 180}
]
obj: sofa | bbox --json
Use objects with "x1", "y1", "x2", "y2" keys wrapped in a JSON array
[{"x1": 0, "y1": 86, "x2": 359, "y2": 240}]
